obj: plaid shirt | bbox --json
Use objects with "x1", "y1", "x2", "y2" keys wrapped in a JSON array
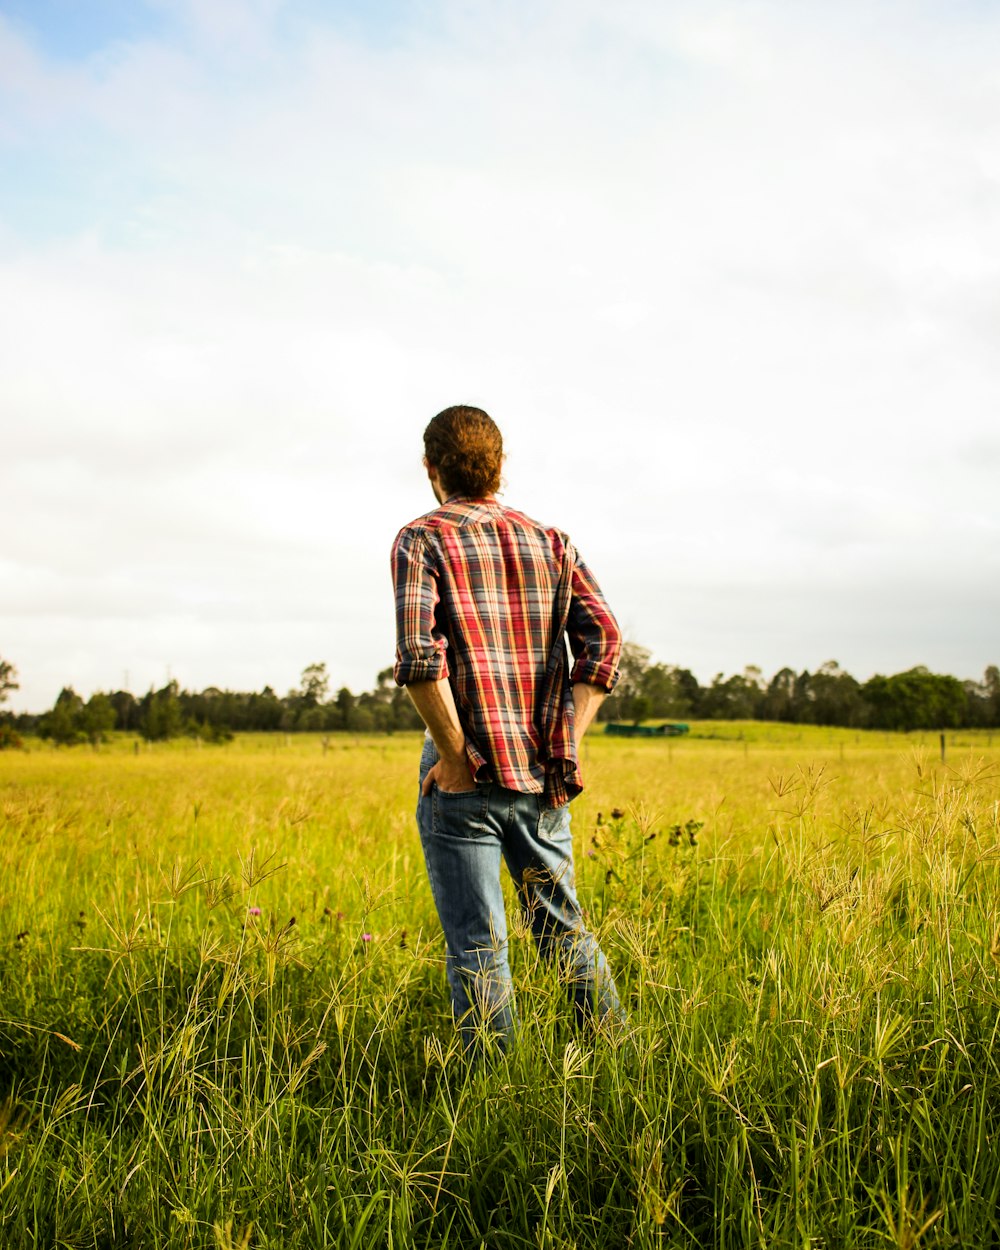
[{"x1": 391, "y1": 496, "x2": 621, "y2": 806}]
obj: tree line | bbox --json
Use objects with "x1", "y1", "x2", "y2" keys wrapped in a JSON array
[
  {"x1": 602, "y1": 647, "x2": 1000, "y2": 732},
  {"x1": 0, "y1": 661, "x2": 425, "y2": 746},
  {"x1": 1, "y1": 651, "x2": 998, "y2": 747}
]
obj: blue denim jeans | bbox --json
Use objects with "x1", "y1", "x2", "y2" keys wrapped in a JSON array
[{"x1": 416, "y1": 734, "x2": 624, "y2": 1049}]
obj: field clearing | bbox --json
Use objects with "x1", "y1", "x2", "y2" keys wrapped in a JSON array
[{"x1": 1, "y1": 725, "x2": 999, "y2": 1248}]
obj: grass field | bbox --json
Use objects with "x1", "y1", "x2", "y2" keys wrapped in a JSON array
[{"x1": 1, "y1": 724, "x2": 998, "y2": 1248}]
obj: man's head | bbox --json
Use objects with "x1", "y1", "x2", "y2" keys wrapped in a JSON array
[{"x1": 423, "y1": 405, "x2": 503, "y2": 501}]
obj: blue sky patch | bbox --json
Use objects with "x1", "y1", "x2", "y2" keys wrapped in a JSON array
[
  {"x1": 0, "y1": 0, "x2": 168, "y2": 60},
  {"x1": 0, "y1": 0, "x2": 423, "y2": 62}
]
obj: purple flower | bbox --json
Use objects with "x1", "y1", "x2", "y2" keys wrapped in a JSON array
[
  {"x1": 361, "y1": 932, "x2": 373, "y2": 942},
  {"x1": 248, "y1": 906, "x2": 262, "y2": 917}
]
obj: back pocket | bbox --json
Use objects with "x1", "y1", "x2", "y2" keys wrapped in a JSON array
[{"x1": 431, "y1": 785, "x2": 491, "y2": 838}]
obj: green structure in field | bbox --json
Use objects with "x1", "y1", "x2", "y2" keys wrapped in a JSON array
[{"x1": 604, "y1": 721, "x2": 689, "y2": 738}]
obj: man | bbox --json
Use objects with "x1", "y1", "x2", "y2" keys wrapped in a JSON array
[{"x1": 391, "y1": 405, "x2": 625, "y2": 1050}]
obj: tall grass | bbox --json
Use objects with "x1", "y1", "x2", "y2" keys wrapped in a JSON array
[{"x1": 1, "y1": 727, "x2": 998, "y2": 1247}]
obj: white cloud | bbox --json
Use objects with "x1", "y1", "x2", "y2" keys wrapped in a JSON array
[{"x1": 2, "y1": 0, "x2": 999, "y2": 710}]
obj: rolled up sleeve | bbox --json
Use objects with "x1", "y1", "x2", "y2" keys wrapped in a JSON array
[
  {"x1": 566, "y1": 550, "x2": 622, "y2": 692},
  {"x1": 391, "y1": 527, "x2": 450, "y2": 686}
]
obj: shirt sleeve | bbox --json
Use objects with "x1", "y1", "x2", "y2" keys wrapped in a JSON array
[
  {"x1": 391, "y1": 527, "x2": 450, "y2": 686},
  {"x1": 565, "y1": 547, "x2": 622, "y2": 692}
]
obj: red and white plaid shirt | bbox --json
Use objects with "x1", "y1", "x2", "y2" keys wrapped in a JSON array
[{"x1": 391, "y1": 496, "x2": 621, "y2": 806}]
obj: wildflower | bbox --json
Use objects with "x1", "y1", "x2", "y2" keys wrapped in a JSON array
[
  {"x1": 361, "y1": 932, "x2": 373, "y2": 942},
  {"x1": 336, "y1": 910, "x2": 345, "y2": 922},
  {"x1": 248, "y1": 906, "x2": 262, "y2": 917},
  {"x1": 586, "y1": 849, "x2": 597, "y2": 859}
]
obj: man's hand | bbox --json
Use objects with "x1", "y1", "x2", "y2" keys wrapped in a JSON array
[
  {"x1": 404, "y1": 677, "x2": 478, "y2": 796},
  {"x1": 421, "y1": 754, "x2": 476, "y2": 797}
]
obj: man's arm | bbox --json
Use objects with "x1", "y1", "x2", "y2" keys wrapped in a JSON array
[
  {"x1": 572, "y1": 681, "x2": 606, "y2": 751},
  {"x1": 564, "y1": 549, "x2": 622, "y2": 695},
  {"x1": 392, "y1": 527, "x2": 475, "y2": 794},
  {"x1": 405, "y1": 678, "x2": 477, "y2": 795}
]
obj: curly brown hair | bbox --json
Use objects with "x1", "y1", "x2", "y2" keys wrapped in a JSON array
[{"x1": 423, "y1": 405, "x2": 503, "y2": 498}]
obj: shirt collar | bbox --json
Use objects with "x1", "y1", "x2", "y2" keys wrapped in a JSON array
[{"x1": 445, "y1": 493, "x2": 500, "y2": 508}]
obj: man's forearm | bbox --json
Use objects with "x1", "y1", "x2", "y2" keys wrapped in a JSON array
[
  {"x1": 404, "y1": 678, "x2": 467, "y2": 764},
  {"x1": 405, "y1": 677, "x2": 476, "y2": 793},
  {"x1": 572, "y1": 682, "x2": 606, "y2": 749}
]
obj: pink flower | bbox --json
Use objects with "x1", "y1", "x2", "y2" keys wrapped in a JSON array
[
  {"x1": 248, "y1": 906, "x2": 262, "y2": 917},
  {"x1": 361, "y1": 932, "x2": 373, "y2": 942}
]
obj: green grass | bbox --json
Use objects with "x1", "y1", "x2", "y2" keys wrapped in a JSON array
[{"x1": 1, "y1": 729, "x2": 999, "y2": 1247}]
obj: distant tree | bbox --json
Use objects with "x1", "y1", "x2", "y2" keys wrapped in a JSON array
[
  {"x1": 349, "y1": 702, "x2": 376, "y2": 732},
  {"x1": 744, "y1": 665, "x2": 764, "y2": 690},
  {"x1": 335, "y1": 686, "x2": 357, "y2": 730},
  {"x1": 109, "y1": 690, "x2": 138, "y2": 732},
  {"x1": 39, "y1": 687, "x2": 86, "y2": 746},
  {"x1": 600, "y1": 650, "x2": 700, "y2": 723},
  {"x1": 600, "y1": 642, "x2": 652, "y2": 722},
  {"x1": 700, "y1": 668, "x2": 763, "y2": 720},
  {"x1": 249, "y1": 686, "x2": 284, "y2": 731},
  {"x1": 298, "y1": 662, "x2": 330, "y2": 707},
  {"x1": 282, "y1": 663, "x2": 333, "y2": 729},
  {"x1": 641, "y1": 663, "x2": 690, "y2": 718},
  {"x1": 986, "y1": 666, "x2": 1000, "y2": 728},
  {"x1": 963, "y1": 676, "x2": 989, "y2": 727},
  {"x1": 395, "y1": 690, "x2": 423, "y2": 731},
  {"x1": 357, "y1": 670, "x2": 396, "y2": 732},
  {"x1": 673, "y1": 668, "x2": 702, "y2": 717},
  {"x1": 184, "y1": 686, "x2": 251, "y2": 735},
  {"x1": 0, "y1": 658, "x2": 18, "y2": 705},
  {"x1": 297, "y1": 705, "x2": 327, "y2": 732},
  {"x1": 793, "y1": 669, "x2": 813, "y2": 719},
  {"x1": 805, "y1": 661, "x2": 867, "y2": 727},
  {"x1": 367, "y1": 666, "x2": 423, "y2": 732},
  {"x1": 761, "y1": 667, "x2": 798, "y2": 722},
  {"x1": 0, "y1": 658, "x2": 22, "y2": 747},
  {"x1": 863, "y1": 667, "x2": 966, "y2": 731},
  {"x1": 140, "y1": 681, "x2": 185, "y2": 741},
  {"x1": 81, "y1": 693, "x2": 116, "y2": 745}
]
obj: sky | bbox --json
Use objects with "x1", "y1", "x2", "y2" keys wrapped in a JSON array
[{"x1": 2, "y1": 0, "x2": 998, "y2": 714}]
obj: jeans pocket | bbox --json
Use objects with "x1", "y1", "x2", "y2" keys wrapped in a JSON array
[
  {"x1": 537, "y1": 799, "x2": 572, "y2": 844},
  {"x1": 431, "y1": 785, "x2": 491, "y2": 838},
  {"x1": 419, "y1": 734, "x2": 438, "y2": 784}
]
